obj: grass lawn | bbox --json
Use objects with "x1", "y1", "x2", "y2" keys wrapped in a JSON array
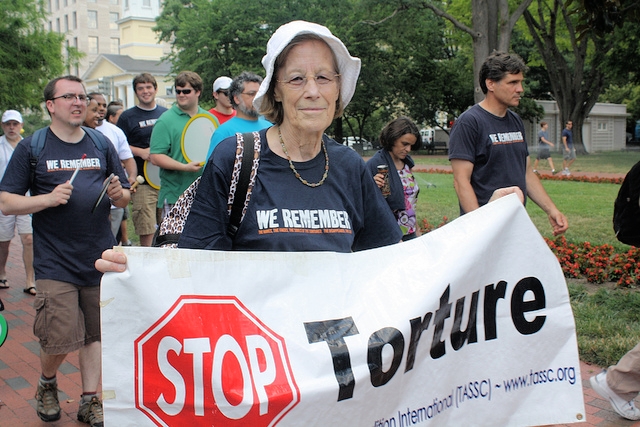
[{"x1": 415, "y1": 172, "x2": 624, "y2": 248}]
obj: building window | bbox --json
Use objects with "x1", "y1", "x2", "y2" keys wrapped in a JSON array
[
  {"x1": 64, "y1": 15, "x2": 68, "y2": 32},
  {"x1": 124, "y1": 0, "x2": 129, "y2": 8},
  {"x1": 88, "y1": 37, "x2": 98, "y2": 54},
  {"x1": 597, "y1": 122, "x2": 608, "y2": 131},
  {"x1": 166, "y1": 87, "x2": 174, "y2": 96},
  {"x1": 110, "y1": 38, "x2": 120, "y2": 54},
  {"x1": 72, "y1": 12, "x2": 77, "y2": 29},
  {"x1": 87, "y1": 10, "x2": 97, "y2": 29},
  {"x1": 63, "y1": 0, "x2": 67, "y2": 6},
  {"x1": 110, "y1": 13, "x2": 119, "y2": 30},
  {"x1": 55, "y1": 0, "x2": 59, "y2": 10},
  {"x1": 56, "y1": 18, "x2": 60, "y2": 32}
]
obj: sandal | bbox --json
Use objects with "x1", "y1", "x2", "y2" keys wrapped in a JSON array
[
  {"x1": 0, "y1": 280, "x2": 8, "y2": 289},
  {"x1": 23, "y1": 286, "x2": 36, "y2": 296}
]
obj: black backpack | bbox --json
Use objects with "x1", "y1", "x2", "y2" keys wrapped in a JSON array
[{"x1": 613, "y1": 160, "x2": 640, "y2": 246}]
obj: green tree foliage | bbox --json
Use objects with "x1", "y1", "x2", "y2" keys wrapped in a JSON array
[
  {"x1": 600, "y1": 84, "x2": 640, "y2": 135},
  {"x1": 569, "y1": 0, "x2": 640, "y2": 37},
  {"x1": 0, "y1": 0, "x2": 73, "y2": 111},
  {"x1": 598, "y1": 20, "x2": 640, "y2": 134},
  {"x1": 390, "y1": 0, "x2": 535, "y2": 102},
  {"x1": 155, "y1": 0, "x2": 464, "y2": 140}
]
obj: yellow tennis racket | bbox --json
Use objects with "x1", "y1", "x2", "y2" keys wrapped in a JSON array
[
  {"x1": 143, "y1": 160, "x2": 161, "y2": 190},
  {"x1": 181, "y1": 113, "x2": 219, "y2": 166}
]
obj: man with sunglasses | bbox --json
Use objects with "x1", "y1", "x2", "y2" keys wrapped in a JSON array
[
  {"x1": 208, "y1": 76, "x2": 236, "y2": 125},
  {"x1": 0, "y1": 75, "x2": 130, "y2": 426},
  {"x1": 149, "y1": 71, "x2": 218, "y2": 218},
  {"x1": 206, "y1": 71, "x2": 272, "y2": 160}
]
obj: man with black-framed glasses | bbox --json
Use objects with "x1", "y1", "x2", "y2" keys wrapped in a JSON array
[
  {"x1": 149, "y1": 71, "x2": 218, "y2": 218},
  {"x1": 208, "y1": 76, "x2": 236, "y2": 125},
  {"x1": 0, "y1": 75, "x2": 130, "y2": 426},
  {"x1": 206, "y1": 71, "x2": 272, "y2": 161}
]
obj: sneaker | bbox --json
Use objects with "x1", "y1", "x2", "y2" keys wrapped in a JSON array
[
  {"x1": 590, "y1": 371, "x2": 640, "y2": 420},
  {"x1": 552, "y1": 169, "x2": 558, "y2": 175},
  {"x1": 78, "y1": 396, "x2": 104, "y2": 427},
  {"x1": 35, "y1": 381, "x2": 61, "y2": 422},
  {"x1": 533, "y1": 169, "x2": 539, "y2": 175}
]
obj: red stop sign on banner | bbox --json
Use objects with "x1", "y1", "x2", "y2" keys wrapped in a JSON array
[{"x1": 134, "y1": 296, "x2": 300, "y2": 426}]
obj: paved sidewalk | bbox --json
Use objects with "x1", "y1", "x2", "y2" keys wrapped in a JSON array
[
  {"x1": 0, "y1": 236, "x2": 84, "y2": 427},
  {"x1": 0, "y1": 217, "x2": 638, "y2": 426}
]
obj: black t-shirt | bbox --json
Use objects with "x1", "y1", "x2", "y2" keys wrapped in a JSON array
[
  {"x1": 117, "y1": 105, "x2": 167, "y2": 185},
  {"x1": 0, "y1": 129, "x2": 129, "y2": 286},
  {"x1": 179, "y1": 129, "x2": 402, "y2": 252}
]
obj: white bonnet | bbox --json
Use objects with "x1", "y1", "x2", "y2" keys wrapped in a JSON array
[{"x1": 253, "y1": 20, "x2": 361, "y2": 111}]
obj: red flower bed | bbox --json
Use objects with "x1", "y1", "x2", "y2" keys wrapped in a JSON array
[
  {"x1": 419, "y1": 167, "x2": 623, "y2": 184},
  {"x1": 546, "y1": 237, "x2": 640, "y2": 287},
  {"x1": 541, "y1": 175, "x2": 624, "y2": 184},
  {"x1": 419, "y1": 218, "x2": 639, "y2": 288}
]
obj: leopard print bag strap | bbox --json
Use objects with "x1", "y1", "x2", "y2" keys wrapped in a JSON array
[
  {"x1": 152, "y1": 131, "x2": 261, "y2": 248},
  {"x1": 227, "y1": 131, "x2": 261, "y2": 238}
]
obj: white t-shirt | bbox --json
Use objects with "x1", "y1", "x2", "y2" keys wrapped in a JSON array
[
  {"x1": 96, "y1": 121, "x2": 133, "y2": 209},
  {"x1": 96, "y1": 121, "x2": 133, "y2": 161}
]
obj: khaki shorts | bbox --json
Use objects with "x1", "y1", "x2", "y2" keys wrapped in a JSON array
[
  {"x1": 131, "y1": 184, "x2": 159, "y2": 236},
  {"x1": 537, "y1": 146, "x2": 551, "y2": 160},
  {"x1": 0, "y1": 212, "x2": 32, "y2": 241},
  {"x1": 563, "y1": 147, "x2": 576, "y2": 161},
  {"x1": 33, "y1": 279, "x2": 101, "y2": 355}
]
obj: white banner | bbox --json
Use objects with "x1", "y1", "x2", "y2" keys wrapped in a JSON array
[{"x1": 101, "y1": 195, "x2": 585, "y2": 426}]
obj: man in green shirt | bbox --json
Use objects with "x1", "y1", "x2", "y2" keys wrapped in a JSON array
[{"x1": 149, "y1": 71, "x2": 218, "y2": 217}]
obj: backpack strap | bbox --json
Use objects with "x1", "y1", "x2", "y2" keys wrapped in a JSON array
[
  {"x1": 83, "y1": 126, "x2": 110, "y2": 158},
  {"x1": 227, "y1": 132, "x2": 260, "y2": 238},
  {"x1": 29, "y1": 127, "x2": 49, "y2": 186}
]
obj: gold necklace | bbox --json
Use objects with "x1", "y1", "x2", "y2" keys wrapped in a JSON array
[{"x1": 278, "y1": 126, "x2": 329, "y2": 187}]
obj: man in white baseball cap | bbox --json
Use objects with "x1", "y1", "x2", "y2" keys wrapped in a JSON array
[
  {"x1": 0, "y1": 109, "x2": 35, "y2": 296},
  {"x1": 208, "y1": 76, "x2": 236, "y2": 125}
]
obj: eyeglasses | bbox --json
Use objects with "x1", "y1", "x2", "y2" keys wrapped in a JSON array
[
  {"x1": 277, "y1": 73, "x2": 340, "y2": 89},
  {"x1": 217, "y1": 90, "x2": 229, "y2": 96},
  {"x1": 241, "y1": 91, "x2": 258, "y2": 97},
  {"x1": 49, "y1": 94, "x2": 90, "y2": 104},
  {"x1": 175, "y1": 89, "x2": 192, "y2": 95}
]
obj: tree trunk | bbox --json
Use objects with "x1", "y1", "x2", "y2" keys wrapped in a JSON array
[
  {"x1": 523, "y1": 0, "x2": 609, "y2": 154},
  {"x1": 466, "y1": 0, "x2": 535, "y2": 102}
]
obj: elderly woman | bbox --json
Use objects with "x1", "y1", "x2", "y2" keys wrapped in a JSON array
[
  {"x1": 366, "y1": 116, "x2": 422, "y2": 241},
  {"x1": 96, "y1": 20, "x2": 401, "y2": 270}
]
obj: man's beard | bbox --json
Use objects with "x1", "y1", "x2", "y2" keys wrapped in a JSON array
[{"x1": 237, "y1": 101, "x2": 259, "y2": 119}]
